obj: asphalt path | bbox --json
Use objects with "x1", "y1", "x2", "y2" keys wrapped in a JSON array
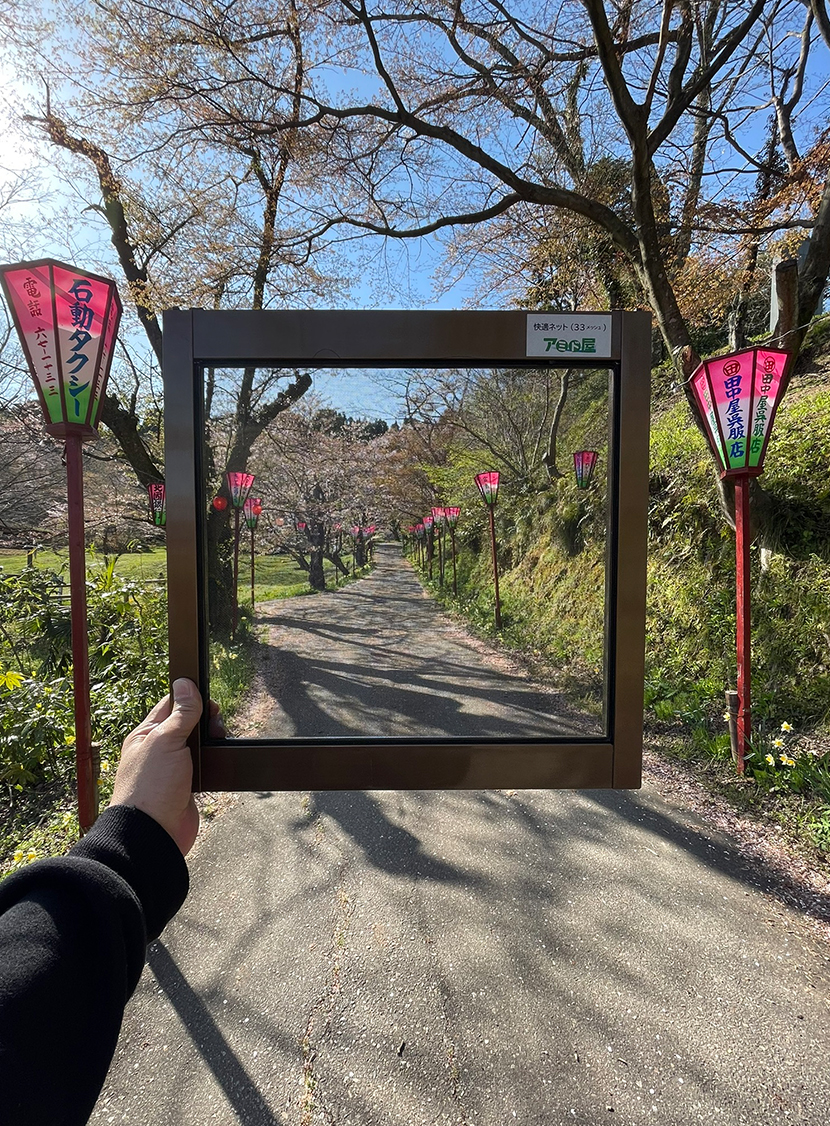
[
  {"x1": 230, "y1": 544, "x2": 600, "y2": 740},
  {"x1": 88, "y1": 549, "x2": 830, "y2": 1125}
]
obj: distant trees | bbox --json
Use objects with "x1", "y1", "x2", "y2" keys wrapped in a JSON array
[
  {"x1": 238, "y1": 399, "x2": 391, "y2": 591},
  {"x1": 4, "y1": 0, "x2": 830, "y2": 560}
]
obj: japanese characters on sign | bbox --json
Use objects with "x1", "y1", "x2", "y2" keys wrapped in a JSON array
[
  {"x1": 526, "y1": 314, "x2": 612, "y2": 359},
  {"x1": 147, "y1": 483, "x2": 167, "y2": 527},
  {"x1": 0, "y1": 259, "x2": 122, "y2": 438},
  {"x1": 690, "y1": 348, "x2": 789, "y2": 477}
]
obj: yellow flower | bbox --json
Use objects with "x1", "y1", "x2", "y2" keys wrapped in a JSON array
[
  {"x1": 26, "y1": 850, "x2": 37, "y2": 861},
  {"x1": 780, "y1": 722, "x2": 793, "y2": 733},
  {"x1": 779, "y1": 754, "x2": 796, "y2": 767},
  {"x1": 772, "y1": 738, "x2": 784, "y2": 748},
  {"x1": 722, "y1": 711, "x2": 731, "y2": 722},
  {"x1": 13, "y1": 849, "x2": 24, "y2": 863},
  {"x1": 97, "y1": 777, "x2": 105, "y2": 787},
  {"x1": 100, "y1": 759, "x2": 110, "y2": 773},
  {"x1": 765, "y1": 754, "x2": 775, "y2": 766}
]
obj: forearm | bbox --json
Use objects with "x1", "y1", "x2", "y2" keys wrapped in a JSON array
[{"x1": 0, "y1": 806, "x2": 188, "y2": 1126}]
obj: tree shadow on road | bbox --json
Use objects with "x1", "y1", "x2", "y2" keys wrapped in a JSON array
[
  {"x1": 147, "y1": 942, "x2": 285, "y2": 1125},
  {"x1": 304, "y1": 790, "x2": 480, "y2": 885},
  {"x1": 581, "y1": 786, "x2": 830, "y2": 929}
]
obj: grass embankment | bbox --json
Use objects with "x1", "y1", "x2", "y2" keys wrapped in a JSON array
[{"x1": 412, "y1": 345, "x2": 830, "y2": 868}]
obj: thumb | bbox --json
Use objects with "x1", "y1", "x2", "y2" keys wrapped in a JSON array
[{"x1": 161, "y1": 678, "x2": 203, "y2": 737}]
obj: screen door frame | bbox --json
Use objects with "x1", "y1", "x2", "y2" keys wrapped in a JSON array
[{"x1": 163, "y1": 308, "x2": 651, "y2": 791}]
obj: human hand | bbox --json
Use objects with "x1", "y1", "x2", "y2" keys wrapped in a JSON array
[{"x1": 111, "y1": 678, "x2": 206, "y2": 856}]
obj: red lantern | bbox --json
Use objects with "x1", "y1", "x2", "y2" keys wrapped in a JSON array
[
  {"x1": 573, "y1": 450, "x2": 599, "y2": 489},
  {"x1": 474, "y1": 471, "x2": 500, "y2": 506},
  {"x1": 227, "y1": 470, "x2": 256, "y2": 507},
  {"x1": 212, "y1": 495, "x2": 228, "y2": 511}
]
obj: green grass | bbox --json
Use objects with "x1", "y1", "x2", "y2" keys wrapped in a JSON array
[
  {"x1": 250, "y1": 552, "x2": 360, "y2": 603},
  {"x1": 0, "y1": 548, "x2": 167, "y2": 581}
]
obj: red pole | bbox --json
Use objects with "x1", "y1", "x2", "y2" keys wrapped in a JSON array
[
  {"x1": 250, "y1": 524, "x2": 256, "y2": 614},
  {"x1": 450, "y1": 527, "x2": 458, "y2": 596},
  {"x1": 735, "y1": 475, "x2": 751, "y2": 773},
  {"x1": 232, "y1": 506, "x2": 240, "y2": 638},
  {"x1": 488, "y1": 506, "x2": 502, "y2": 630},
  {"x1": 64, "y1": 435, "x2": 97, "y2": 834}
]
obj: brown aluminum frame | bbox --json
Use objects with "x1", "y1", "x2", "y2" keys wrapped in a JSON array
[{"x1": 163, "y1": 309, "x2": 651, "y2": 791}]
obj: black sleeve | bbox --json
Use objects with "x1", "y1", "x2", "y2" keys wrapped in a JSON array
[{"x1": 0, "y1": 805, "x2": 189, "y2": 1126}]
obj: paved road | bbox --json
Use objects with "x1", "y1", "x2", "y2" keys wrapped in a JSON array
[
  {"x1": 89, "y1": 548, "x2": 830, "y2": 1124},
  {"x1": 91, "y1": 786, "x2": 830, "y2": 1125},
  {"x1": 232, "y1": 544, "x2": 600, "y2": 740}
]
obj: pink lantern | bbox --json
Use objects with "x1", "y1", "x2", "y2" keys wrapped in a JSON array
[
  {"x1": 689, "y1": 345, "x2": 791, "y2": 778},
  {"x1": 0, "y1": 258, "x2": 122, "y2": 440},
  {"x1": 226, "y1": 470, "x2": 256, "y2": 507},
  {"x1": 244, "y1": 496, "x2": 262, "y2": 530},
  {"x1": 423, "y1": 515, "x2": 434, "y2": 530},
  {"x1": 690, "y1": 347, "x2": 790, "y2": 477},
  {"x1": 573, "y1": 450, "x2": 599, "y2": 489},
  {"x1": 0, "y1": 259, "x2": 124, "y2": 836},
  {"x1": 147, "y1": 482, "x2": 166, "y2": 527},
  {"x1": 474, "y1": 471, "x2": 502, "y2": 628},
  {"x1": 474, "y1": 471, "x2": 500, "y2": 506}
]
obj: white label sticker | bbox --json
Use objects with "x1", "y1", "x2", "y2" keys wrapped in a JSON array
[{"x1": 526, "y1": 313, "x2": 613, "y2": 358}]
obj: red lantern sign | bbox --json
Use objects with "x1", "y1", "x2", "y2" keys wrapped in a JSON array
[
  {"x1": 244, "y1": 496, "x2": 262, "y2": 530},
  {"x1": 212, "y1": 495, "x2": 228, "y2": 511},
  {"x1": 690, "y1": 347, "x2": 790, "y2": 478},
  {"x1": 0, "y1": 258, "x2": 122, "y2": 440},
  {"x1": 573, "y1": 450, "x2": 599, "y2": 489},
  {"x1": 147, "y1": 482, "x2": 166, "y2": 527},
  {"x1": 227, "y1": 470, "x2": 256, "y2": 507},
  {"x1": 474, "y1": 470, "x2": 500, "y2": 505}
]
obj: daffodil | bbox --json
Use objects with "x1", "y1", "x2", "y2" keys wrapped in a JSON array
[
  {"x1": 97, "y1": 777, "x2": 105, "y2": 787},
  {"x1": 780, "y1": 722, "x2": 793, "y2": 733},
  {"x1": 26, "y1": 850, "x2": 37, "y2": 861},
  {"x1": 13, "y1": 849, "x2": 24, "y2": 863},
  {"x1": 772, "y1": 737, "x2": 784, "y2": 748},
  {"x1": 779, "y1": 754, "x2": 796, "y2": 767},
  {"x1": 100, "y1": 759, "x2": 110, "y2": 773},
  {"x1": 765, "y1": 754, "x2": 775, "y2": 766},
  {"x1": 722, "y1": 711, "x2": 731, "y2": 722}
]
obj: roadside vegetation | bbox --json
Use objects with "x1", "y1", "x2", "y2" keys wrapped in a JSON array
[{"x1": 405, "y1": 332, "x2": 830, "y2": 869}]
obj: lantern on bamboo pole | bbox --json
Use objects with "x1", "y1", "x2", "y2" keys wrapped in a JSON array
[
  {"x1": 690, "y1": 346, "x2": 791, "y2": 773},
  {"x1": 0, "y1": 258, "x2": 122, "y2": 834},
  {"x1": 444, "y1": 506, "x2": 460, "y2": 596},
  {"x1": 226, "y1": 471, "x2": 255, "y2": 637},
  {"x1": 474, "y1": 471, "x2": 501, "y2": 629},
  {"x1": 244, "y1": 497, "x2": 262, "y2": 613},
  {"x1": 147, "y1": 482, "x2": 166, "y2": 526}
]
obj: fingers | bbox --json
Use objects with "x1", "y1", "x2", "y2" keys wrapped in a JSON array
[
  {"x1": 156, "y1": 678, "x2": 203, "y2": 740},
  {"x1": 141, "y1": 693, "x2": 174, "y2": 727}
]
